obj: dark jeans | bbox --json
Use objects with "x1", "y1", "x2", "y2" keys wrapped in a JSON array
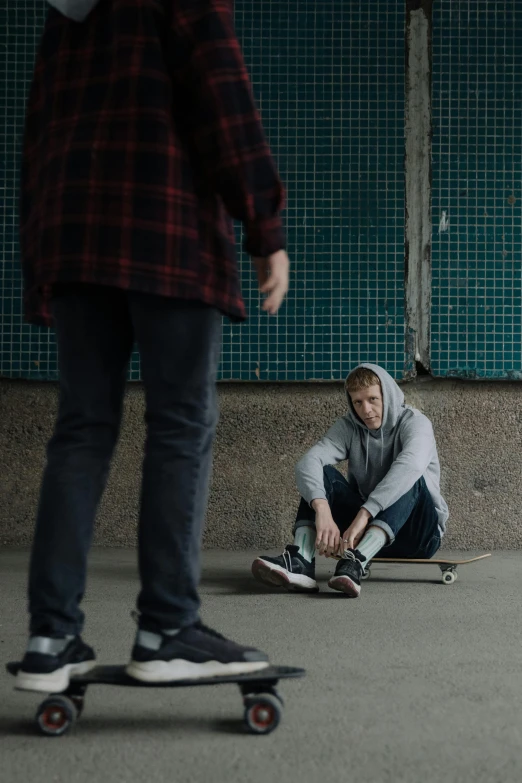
[
  {"x1": 294, "y1": 465, "x2": 441, "y2": 559},
  {"x1": 28, "y1": 285, "x2": 222, "y2": 636}
]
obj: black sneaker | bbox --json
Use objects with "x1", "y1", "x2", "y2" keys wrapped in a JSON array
[
  {"x1": 328, "y1": 549, "x2": 367, "y2": 597},
  {"x1": 15, "y1": 635, "x2": 96, "y2": 693},
  {"x1": 126, "y1": 622, "x2": 269, "y2": 683},
  {"x1": 251, "y1": 544, "x2": 319, "y2": 592}
]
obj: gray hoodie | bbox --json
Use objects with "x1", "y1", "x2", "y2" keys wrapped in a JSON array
[{"x1": 295, "y1": 363, "x2": 449, "y2": 535}]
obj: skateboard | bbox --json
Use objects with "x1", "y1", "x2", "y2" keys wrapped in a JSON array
[
  {"x1": 6, "y1": 662, "x2": 305, "y2": 737},
  {"x1": 357, "y1": 553, "x2": 492, "y2": 584}
]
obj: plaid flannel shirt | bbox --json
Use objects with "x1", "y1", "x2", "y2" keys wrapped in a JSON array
[{"x1": 21, "y1": 0, "x2": 285, "y2": 325}]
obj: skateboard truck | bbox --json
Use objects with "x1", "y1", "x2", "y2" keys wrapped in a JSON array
[{"x1": 361, "y1": 564, "x2": 458, "y2": 585}]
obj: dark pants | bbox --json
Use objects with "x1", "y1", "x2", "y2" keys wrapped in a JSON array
[
  {"x1": 294, "y1": 466, "x2": 441, "y2": 559},
  {"x1": 28, "y1": 285, "x2": 222, "y2": 636}
]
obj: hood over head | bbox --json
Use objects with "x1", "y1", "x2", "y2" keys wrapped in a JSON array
[{"x1": 345, "y1": 362, "x2": 405, "y2": 435}]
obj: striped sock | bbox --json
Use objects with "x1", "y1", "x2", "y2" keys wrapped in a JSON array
[
  {"x1": 356, "y1": 526, "x2": 388, "y2": 562},
  {"x1": 293, "y1": 525, "x2": 317, "y2": 562}
]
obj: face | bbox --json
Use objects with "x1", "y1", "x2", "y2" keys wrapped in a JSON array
[{"x1": 349, "y1": 384, "x2": 383, "y2": 430}]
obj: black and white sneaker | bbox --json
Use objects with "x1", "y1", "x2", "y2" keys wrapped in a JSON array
[
  {"x1": 15, "y1": 636, "x2": 96, "y2": 693},
  {"x1": 251, "y1": 544, "x2": 319, "y2": 592},
  {"x1": 328, "y1": 549, "x2": 367, "y2": 597},
  {"x1": 126, "y1": 622, "x2": 269, "y2": 683}
]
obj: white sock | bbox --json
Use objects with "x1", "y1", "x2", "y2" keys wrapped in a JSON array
[
  {"x1": 27, "y1": 635, "x2": 74, "y2": 654},
  {"x1": 293, "y1": 525, "x2": 316, "y2": 562},
  {"x1": 355, "y1": 526, "x2": 388, "y2": 563},
  {"x1": 136, "y1": 628, "x2": 180, "y2": 651}
]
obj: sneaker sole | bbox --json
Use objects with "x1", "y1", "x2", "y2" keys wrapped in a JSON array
[
  {"x1": 15, "y1": 659, "x2": 97, "y2": 693},
  {"x1": 251, "y1": 559, "x2": 319, "y2": 593},
  {"x1": 328, "y1": 575, "x2": 361, "y2": 597},
  {"x1": 125, "y1": 659, "x2": 270, "y2": 683}
]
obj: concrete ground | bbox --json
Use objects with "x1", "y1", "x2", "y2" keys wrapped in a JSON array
[{"x1": 1, "y1": 548, "x2": 521, "y2": 783}]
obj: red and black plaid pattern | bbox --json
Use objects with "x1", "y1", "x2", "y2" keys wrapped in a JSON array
[{"x1": 21, "y1": 0, "x2": 285, "y2": 326}]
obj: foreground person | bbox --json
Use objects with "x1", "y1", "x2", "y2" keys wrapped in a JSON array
[{"x1": 16, "y1": 0, "x2": 289, "y2": 692}]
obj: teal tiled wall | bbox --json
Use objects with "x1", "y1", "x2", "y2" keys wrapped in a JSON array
[
  {"x1": 224, "y1": 1, "x2": 408, "y2": 380},
  {"x1": 0, "y1": 1, "x2": 409, "y2": 381},
  {"x1": 431, "y1": 0, "x2": 522, "y2": 379},
  {"x1": 6, "y1": 2, "x2": 520, "y2": 382},
  {"x1": 0, "y1": 2, "x2": 49, "y2": 379}
]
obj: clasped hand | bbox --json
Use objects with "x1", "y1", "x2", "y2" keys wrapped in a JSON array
[{"x1": 315, "y1": 506, "x2": 371, "y2": 557}]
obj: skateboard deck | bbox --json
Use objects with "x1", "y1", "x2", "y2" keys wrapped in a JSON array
[
  {"x1": 6, "y1": 663, "x2": 305, "y2": 737},
  {"x1": 351, "y1": 553, "x2": 492, "y2": 584}
]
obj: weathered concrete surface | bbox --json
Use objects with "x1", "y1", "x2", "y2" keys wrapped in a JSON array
[
  {"x1": 1, "y1": 547, "x2": 522, "y2": 783},
  {"x1": 1, "y1": 378, "x2": 522, "y2": 549}
]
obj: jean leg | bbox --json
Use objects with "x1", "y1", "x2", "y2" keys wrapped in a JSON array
[
  {"x1": 293, "y1": 497, "x2": 316, "y2": 530},
  {"x1": 293, "y1": 466, "x2": 363, "y2": 534},
  {"x1": 129, "y1": 295, "x2": 222, "y2": 631},
  {"x1": 29, "y1": 286, "x2": 133, "y2": 636},
  {"x1": 374, "y1": 478, "x2": 441, "y2": 558}
]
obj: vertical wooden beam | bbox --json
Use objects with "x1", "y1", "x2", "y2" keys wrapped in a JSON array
[{"x1": 405, "y1": 0, "x2": 433, "y2": 372}]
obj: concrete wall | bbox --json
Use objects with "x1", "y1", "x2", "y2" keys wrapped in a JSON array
[{"x1": 1, "y1": 378, "x2": 521, "y2": 550}]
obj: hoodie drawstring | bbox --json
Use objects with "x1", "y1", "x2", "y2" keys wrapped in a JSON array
[{"x1": 365, "y1": 428, "x2": 384, "y2": 472}]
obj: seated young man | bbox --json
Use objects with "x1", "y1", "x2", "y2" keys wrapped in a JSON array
[{"x1": 252, "y1": 363, "x2": 449, "y2": 596}]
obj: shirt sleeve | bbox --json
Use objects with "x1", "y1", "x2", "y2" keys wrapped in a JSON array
[
  {"x1": 171, "y1": 0, "x2": 285, "y2": 257},
  {"x1": 362, "y1": 415, "x2": 436, "y2": 518},
  {"x1": 295, "y1": 418, "x2": 352, "y2": 506}
]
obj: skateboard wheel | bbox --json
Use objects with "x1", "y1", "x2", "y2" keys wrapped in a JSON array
[
  {"x1": 441, "y1": 570, "x2": 457, "y2": 585},
  {"x1": 36, "y1": 695, "x2": 77, "y2": 737},
  {"x1": 361, "y1": 568, "x2": 371, "y2": 581},
  {"x1": 244, "y1": 692, "x2": 282, "y2": 735}
]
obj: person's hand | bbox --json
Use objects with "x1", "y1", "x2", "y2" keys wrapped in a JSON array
[
  {"x1": 253, "y1": 250, "x2": 289, "y2": 315},
  {"x1": 312, "y1": 499, "x2": 341, "y2": 557},
  {"x1": 340, "y1": 509, "x2": 372, "y2": 552}
]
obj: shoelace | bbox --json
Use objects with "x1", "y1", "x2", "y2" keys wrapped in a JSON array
[
  {"x1": 282, "y1": 548, "x2": 294, "y2": 573},
  {"x1": 192, "y1": 622, "x2": 226, "y2": 641},
  {"x1": 341, "y1": 549, "x2": 367, "y2": 565}
]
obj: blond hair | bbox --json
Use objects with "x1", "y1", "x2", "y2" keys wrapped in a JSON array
[{"x1": 345, "y1": 367, "x2": 381, "y2": 394}]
